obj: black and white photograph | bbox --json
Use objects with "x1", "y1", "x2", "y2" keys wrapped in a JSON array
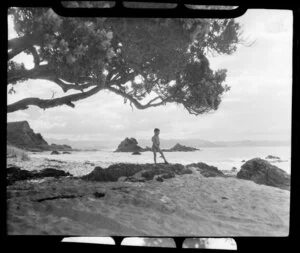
[{"x1": 6, "y1": 1, "x2": 292, "y2": 243}]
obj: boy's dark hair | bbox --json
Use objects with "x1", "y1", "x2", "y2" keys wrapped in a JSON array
[{"x1": 154, "y1": 128, "x2": 160, "y2": 133}]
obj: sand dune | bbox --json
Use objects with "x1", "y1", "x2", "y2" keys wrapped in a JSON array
[{"x1": 7, "y1": 166, "x2": 290, "y2": 236}]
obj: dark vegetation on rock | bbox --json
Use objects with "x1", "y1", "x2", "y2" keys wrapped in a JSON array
[
  {"x1": 7, "y1": 166, "x2": 72, "y2": 185},
  {"x1": 132, "y1": 151, "x2": 141, "y2": 155},
  {"x1": 51, "y1": 150, "x2": 60, "y2": 155},
  {"x1": 237, "y1": 158, "x2": 290, "y2": 190},
  {"x1": 81, "y1": 163, "x2": 192, "y2": 182},
  {"x1": 186, "y1": 163, "x2": 225, "y2": 177}
]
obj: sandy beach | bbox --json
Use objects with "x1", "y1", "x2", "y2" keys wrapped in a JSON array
[{"x1": 6, "y1": 157, "x2": 290, "y2": 236}]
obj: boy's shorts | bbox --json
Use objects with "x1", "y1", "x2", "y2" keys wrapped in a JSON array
[{"x1": 152, "y1": 145, "x2": 161, "y2": 152}]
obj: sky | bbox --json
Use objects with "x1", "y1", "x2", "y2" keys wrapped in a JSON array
[{"x1": 7, "y1": 9, "x2": 293, "y2": 142}]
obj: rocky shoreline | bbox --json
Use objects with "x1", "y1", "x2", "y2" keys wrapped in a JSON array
[{"x1": 6, "y1": 156, "x2": 290, "y2": 235}]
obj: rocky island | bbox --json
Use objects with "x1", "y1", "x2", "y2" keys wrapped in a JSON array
[
  {"x1": 114, "y1": 137, "x2": 144, "y2": 153},
  {"x1": 114, "y1": 138, "x2": 199, "y2": 153},
  {"x1": 162, "y1": 143, "x2": 200, "y2": 152}
]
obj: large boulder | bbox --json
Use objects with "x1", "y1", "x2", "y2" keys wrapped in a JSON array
[
  {"x1": 51, "y1": 150, "x2": 60, "y2": 155},
  {"x1": 163, "y1": 143, "x2": 199, "y2": 152},
  {"x1": 115, "y1": 138, "x2": 143, "y2": 152},
  {"x1": 81, "y1": 163, "x2": 192, "y2": 182},
  {"x1": 187, "y1": 162, "x2": 225, "y2": 177},
  {"x1": 237, "y1": 158, "x2": 290, "y2": 190}
]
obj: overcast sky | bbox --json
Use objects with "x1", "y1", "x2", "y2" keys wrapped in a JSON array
[{"x1": 7, "y1": 9, "x2": 293, "y2": 142}]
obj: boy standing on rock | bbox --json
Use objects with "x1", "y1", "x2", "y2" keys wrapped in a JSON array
[{"x1": 152, "y1": 128, "x2": 168, "y2": 164}]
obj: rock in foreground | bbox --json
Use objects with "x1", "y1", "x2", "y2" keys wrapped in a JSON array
[
  {"x1": 237, "y1": 158, "x2": 290, "y2": 190},
  {"x1": 81, "y1": 163, "x2": 192, "y2": 182},
  {"x1": 7, "y1": 166, "x2": 72, "y2": 185}
]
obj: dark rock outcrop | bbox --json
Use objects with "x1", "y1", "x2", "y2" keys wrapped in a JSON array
[
  {"x1": 132, "y1": 151, "x2": 141, "y2": 155},
  {"x1": 163, "y1": 143, "x2": 199, "y2": 152},
  {"x1": 7, "y1": 121, "x2": 73, "y2": 152},
  {"x1": 237, "y1": 158, "x2": 290, "y2": 190},
  {"x1": 51, "y1": 151, "x2": 60, "y2": 155},
  {"x1": 265, "y1": 155, "x2": 280, "y2": 160},
  {"x1": 115, "y1": 138, "x2": 143, "y2": 152},
  {"x1": 7, "y1": 121, "x2": 49, "y2": 151},
  {"x1": 81, "y1": 164, "x2": 141, "y2": 182},
  {"x1": 187, "y1": 162, "x2": 225, "y2": 177},
  {"x1": 81, "y1": 163, "x2": 192, "y2": 182},
  {"x1": 7, "y1": 166, "x2": 72, "y2": 185},
  {"x1": 62, "y1": 151, "x2": 71, "y2": 154}
]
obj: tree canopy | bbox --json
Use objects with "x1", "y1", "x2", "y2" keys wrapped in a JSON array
[{"x1": 8, "y1": 4, "x2": 245, "y2": 115}]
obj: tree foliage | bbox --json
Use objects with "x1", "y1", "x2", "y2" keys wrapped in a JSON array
[{"x1": 7, "y1": 4, "x2": 245, "y2": 115}]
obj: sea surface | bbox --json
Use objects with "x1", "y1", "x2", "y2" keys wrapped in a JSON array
[{"x1": 31, "y1": 146, "x2": 291, "y2": 174}]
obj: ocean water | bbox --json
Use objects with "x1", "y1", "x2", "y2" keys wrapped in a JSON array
[{"x1": 31, "y1": 146, "x2": 291, "y2": 174}]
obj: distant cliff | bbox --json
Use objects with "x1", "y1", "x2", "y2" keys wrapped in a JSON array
[{"x1": 7, "y1": 121, "x2": 72, "y2": 152}]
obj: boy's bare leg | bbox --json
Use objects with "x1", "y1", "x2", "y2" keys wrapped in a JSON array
[
  {"x1": 153, "y1": 151, "x2": 157, "y2": 164},
  {"x1": 159, "y1": 150, "x2": 168, "y2": 164}
]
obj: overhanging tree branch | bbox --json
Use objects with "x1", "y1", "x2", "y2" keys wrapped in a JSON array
[
  {"x1": 50, "y1": 78, "x2": 98, "y2": 92},
  {"x1": 8, "y1": 35, "x2": 39, "y2": 60},
  {"x1": 27, "y1": 46, "x2": 40, "y2": 67},
  {"x1": 106, "y1": 86, "x2": 168, "y2": 109},
  {"x1": 7, "y1": 65, "x2": 53, "y2": 84},
  {"x1": 7, "y1": 81, "x2": 105, "y2": 113}
]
